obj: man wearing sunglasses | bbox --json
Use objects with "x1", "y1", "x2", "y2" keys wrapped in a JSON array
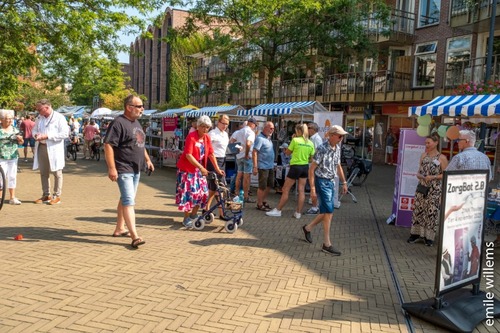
[{"x1": 302, "y1": 125, "x2": 348, "y2": 255}]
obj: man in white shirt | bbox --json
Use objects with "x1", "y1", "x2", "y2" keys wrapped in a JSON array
[
  {"x1": 230, "y1": 117, "x2": 257, "y2": 203},
  {"x1": 206, "y1": 114, "x2": 231, "y2": 220},
  {"x1": 306, "y1": 122, "x2": 323, "y2": 215}
]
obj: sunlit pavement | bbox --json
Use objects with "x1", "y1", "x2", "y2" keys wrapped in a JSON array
[{"x1": 1, "y1": 155, "x2": 498, "y2": 332}]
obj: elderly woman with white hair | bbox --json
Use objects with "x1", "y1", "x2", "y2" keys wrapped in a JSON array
[
  {"x1": 0, "y1": 109, "x2": 24, "y2": 205},
  {"x1": 176, "y1": 115, "x2": 225, "y2": 227}
]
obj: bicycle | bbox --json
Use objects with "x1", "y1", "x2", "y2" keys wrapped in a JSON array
[
  {"x1": 89, "y1": 135, "x2": 101, "y2": 161},
  {"x1": 66, "y1": 141, "x2": 78, "y2": 161}
]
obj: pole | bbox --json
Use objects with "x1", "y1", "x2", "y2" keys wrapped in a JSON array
[
  {"x1": 186, "y1": 57, "x2": 192, "y2": 105},
  {"x1": 480, "y1": 0, "x2": 497, "y2": 152}
]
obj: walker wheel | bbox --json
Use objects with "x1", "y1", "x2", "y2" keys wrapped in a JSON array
[
  {"x1": 225, "y1": 221, "x2": 238, "y2": 233},
  {"x1": 204, "y1": 213, "x2": 215, "y2": 224},
  {"x1": 193, "y1": 219, "x2": 205, "y2": 231},
  {"x1": 237, "y1": 218, "x2": 243, "y2": 226}
]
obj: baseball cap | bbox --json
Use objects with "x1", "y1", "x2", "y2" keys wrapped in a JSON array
[
  {"x1": 247, "y1": 117, "x2": 257, "y2": 125},
  {"x1": 328, "y1": 125, "x2": 348, "y2": 136},
  {"x1": 279, "y1": 143, "x2": 288, "y2": 149}
]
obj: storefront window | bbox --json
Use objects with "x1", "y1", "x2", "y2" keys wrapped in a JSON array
[{"x1": 345, "y1": 116, "x2": 374, "y2": 160}]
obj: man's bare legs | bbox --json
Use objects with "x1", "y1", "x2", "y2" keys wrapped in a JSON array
[
  {"x1": 304, "y1": 212, "x2": 333, "y2": 246},
  {"x1": 114, "y1": 200, "x2": 140, "y2": 240}
]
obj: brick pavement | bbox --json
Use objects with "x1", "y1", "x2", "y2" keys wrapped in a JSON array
[{"x1": 0, "y1": 154, "x2": 499, "y2": 332}]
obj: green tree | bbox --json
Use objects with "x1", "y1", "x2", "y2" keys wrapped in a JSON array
[
  {"x1": 0, "y1": 0, "x2": 164, "y2": 105},
  {"x1": 183, "y1": 0, "x2": 391, "y2": 102}
]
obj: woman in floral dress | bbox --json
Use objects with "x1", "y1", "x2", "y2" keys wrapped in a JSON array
[
  {"x1": 407, "y1": 134, "x2": 448, "y2": 246},
  {"x1": 176, "y1": 115, "x2": 224, "y2": 227}
]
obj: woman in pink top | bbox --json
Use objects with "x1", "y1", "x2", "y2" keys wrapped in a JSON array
[{"x1": 83, "y1": 120, "x2": 100, "y2": 159}]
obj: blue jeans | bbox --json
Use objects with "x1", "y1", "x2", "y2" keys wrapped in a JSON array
[
  {"x1": 315, "y1": 177, "x2": 335, "y2": 214},
  {"x1": 117, "y1": 173, "x2": 140, "y2": 206}
]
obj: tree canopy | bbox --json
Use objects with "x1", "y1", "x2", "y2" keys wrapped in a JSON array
[
  {"x1": 0, "y1": 0, "x2": 164, "y2": 106},
  {"x1": 181, "y1": 0, "x2": 391, "y2": 101}
]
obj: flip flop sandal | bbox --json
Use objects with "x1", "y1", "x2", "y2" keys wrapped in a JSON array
[
  {"x1": 131, "y1": 238, "x2": 146, "y2": 248},
  {"x1": 256, "y1": 204, "x2": 271, "y2": 211},
  {"x1": 112, "y1": 231, "x2": 130, "y2": 237},
  {"x1": 263, "y1": 202, "x2": 271, "y2": 209}
]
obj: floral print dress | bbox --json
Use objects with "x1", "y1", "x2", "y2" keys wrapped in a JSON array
[
  {"x1": 410, "y1": 154, "x2": 443, "y2": 241},
  {"x1": 175, "y1": 141, "x2": 208, "y2": 212}
]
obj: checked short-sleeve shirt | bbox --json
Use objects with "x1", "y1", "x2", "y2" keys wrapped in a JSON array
[{"x1": 313, "y1": 141, "x2": 341, "y2": 180}]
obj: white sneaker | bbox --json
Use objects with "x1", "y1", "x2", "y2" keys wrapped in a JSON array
[
  {"x1": 266, "y1": 208, "x2": 282, "y2": 217},
  {"x1": 9, "y1": 198, "x2": 22, "y2": 205},
  {"x1": 293, "y1": 212, "x2": 301, "y2": 219}
]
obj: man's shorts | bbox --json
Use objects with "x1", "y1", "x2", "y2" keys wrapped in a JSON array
[
  {"x1": 23, "y1": 138, "x2": 35, "y2": 148},
  {"x1": 258, "y1": 168, "x2": 275, "y2": 190},
  {"x1": 386, "y1": 146, "x2": 393, "y2": 154},
  {"x1": 207, "y1": 157, "x2": 226, "y2": 191},
  {"x1": 286, "y1": 164, "x2": 309, "y2": 179},
  {"x1": 117, "y1": 173, "x2": 140, "y2": 206},
  {"x1": 315, "y1": 177, "x2": 335, "y2": 214},
  {"x1": 236, "y1": 158, "x2": 253, "y2": 174}
]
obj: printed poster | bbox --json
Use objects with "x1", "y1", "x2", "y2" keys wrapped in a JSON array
[{"x1": 435, "y1": 170, "x2": 488, "y2": 296}]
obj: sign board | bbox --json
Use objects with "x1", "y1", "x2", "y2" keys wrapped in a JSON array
[
  {"x1": 392, "y1": 129, "x2": 426, "y2": 227},
  {"x1": 435, "y1": 170, "x2": 488, "y2": 296}
]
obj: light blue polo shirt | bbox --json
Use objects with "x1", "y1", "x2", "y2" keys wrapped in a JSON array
[{"x1": 253, "y1": 133, "x2": 275, "y2": 169}]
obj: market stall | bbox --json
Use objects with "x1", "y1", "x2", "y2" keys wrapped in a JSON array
[
  {"x1": 409, "y1": 94, "x2": 500, "y2": 169},
  {"x1": 150, "y1": 107, "x2": 195, "y2": 167}
]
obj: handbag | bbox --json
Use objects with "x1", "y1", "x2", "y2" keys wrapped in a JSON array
[{"x1": 416, "y1": 183, "x2": 430, "y2": 197}]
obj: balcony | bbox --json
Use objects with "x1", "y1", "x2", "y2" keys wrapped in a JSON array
[
  {"x1": 364, "y1": 9, "x2": 415, "y2": 46},
  {"x1": 450, "y1": 0, "x2": 500, "y2": 32},
  {"x1": 444, "y1": 54, "x2": 500, "y2": 88}
]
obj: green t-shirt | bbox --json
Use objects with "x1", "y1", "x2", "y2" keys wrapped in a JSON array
[
  {"x1": 289, "y1": 136, "x2": 315, "y2": 165},
  {"x1": 0, "y1": 128, "x2": 20, "y2": 160}
]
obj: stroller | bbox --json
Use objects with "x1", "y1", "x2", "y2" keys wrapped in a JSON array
[{"x1": 192, "y1": 172, "x2": 244, "y2": 233}]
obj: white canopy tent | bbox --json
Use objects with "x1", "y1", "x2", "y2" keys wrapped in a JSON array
[
  {"x1": 238, "y1": 101, "x2": 328, "y2": 117},
  {"x1": 184, "y1": 105, "x2": 244, "y2": 118}
]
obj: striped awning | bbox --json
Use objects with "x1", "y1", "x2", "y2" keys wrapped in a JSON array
[
  {"x1": 409, "y1": 95, "x2": 500, "y2": 117},
  {"x1": 150, "y1": 108, "x2": 193, "y2": 119},
  {"x1": 238, "y1": 101, "x2": 327, "y2": 117},
  {"x1": 184, "y1": 105, "x2": 244, "y2": 118}
]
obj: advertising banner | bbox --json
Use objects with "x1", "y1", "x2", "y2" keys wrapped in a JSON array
[
  {"x1": 435, "y1": 170, "x2": 488, "y2": 296},
  {"x1": 392, "y1": 129, "x2": 426, "y2": 227}
]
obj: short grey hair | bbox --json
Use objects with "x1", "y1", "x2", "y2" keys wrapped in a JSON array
[
  {"x1": 459, "y1": 129, "x2": 476, "y2": 146},
  {"x1": 308, "y1": 122, "x2": 319, "y2": 132},
  {"x1": 0, "y1": 109, "x2": 15, "y2": 119},
  {"x1": 197, "y1": 115, "x2": 212, "y2": 128}
]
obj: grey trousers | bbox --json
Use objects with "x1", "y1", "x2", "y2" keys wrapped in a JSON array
[{"x1": 37, "y1": 144, "x2": 63, "y2": 197}]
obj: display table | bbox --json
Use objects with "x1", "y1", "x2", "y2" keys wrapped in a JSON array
[{"x1": 486, "y1": 200, "x2": 500, "y2": 236}]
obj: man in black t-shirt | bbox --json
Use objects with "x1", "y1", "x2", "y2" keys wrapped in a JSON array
[{"x1": 104, "y1": 95, "x2": 154, "y2": 249}]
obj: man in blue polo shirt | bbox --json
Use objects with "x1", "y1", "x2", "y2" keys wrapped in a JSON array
[{"x1": 253, "y1": 121, "x2": 276, "y2": 211}]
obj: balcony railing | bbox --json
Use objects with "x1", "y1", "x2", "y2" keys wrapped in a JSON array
[{"x1": 444, "y1": 54, "x2": 500, "y2": 88}]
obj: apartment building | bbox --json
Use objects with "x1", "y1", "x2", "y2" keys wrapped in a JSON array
[{"x1": 129, "y1": 2, "x2": 500, "y2": 164}]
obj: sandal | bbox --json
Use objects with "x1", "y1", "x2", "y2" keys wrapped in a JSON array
[
  {"x1": 256, "y1": 204, "x2": 271, "y2": 211},
  {"x1": 112, "y1": 231, "x2": 130, "y2": 237},
  {"x1": 131, "y1": 237, "x2": 146, "y2": 248},
  {"x1": 263, "y1": 202, "x2": 271, "y2": 209}
]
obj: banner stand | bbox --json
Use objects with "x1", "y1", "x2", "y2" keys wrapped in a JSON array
[
  {"x1": 402, "y1": 288, "x2": 500, "y2": 333},
  {"x1": 402, "y1": 170, "x2": 500, "y2": 332}
]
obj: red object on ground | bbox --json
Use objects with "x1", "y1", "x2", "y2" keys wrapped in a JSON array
[{"x1": 14, "y1": 234, "x2": 23, "y2": 240}]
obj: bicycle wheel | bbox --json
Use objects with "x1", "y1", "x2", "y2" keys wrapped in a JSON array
[
  {"x1": 95, "y1": 150, "x2": 100, "y2": 161},
  {"x1": 0, "y1": 166, "x2": 6, "y2": 211},
  {"x1": 352, "y1": 171, "x2": 369, "y2": 186},
  {"x1": 71, "y1": 147, "x2": 77, "y2": 161}
]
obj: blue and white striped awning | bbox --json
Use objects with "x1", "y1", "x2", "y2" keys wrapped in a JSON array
[
  {"x1": 150, "y1": 108, "x2": 193, "y2": 119},
  {"x1": 409, "y1": 95, "x2": 500, "y2": 117},
  {"x1": 238, "y1": 101, "x2": 327, "y2": 117},
  {"x1": 184, "y1": 105, "x2": 244, "y2": 118}
]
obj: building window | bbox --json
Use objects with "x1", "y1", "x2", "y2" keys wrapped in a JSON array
[
  {"x1": 418, "y1": 0, "x2": 440, "y2": 27},
  {"x1": 445, "y1": 35, "x2": 472, "y2": 86},
  {"x1": 414, "y1": 42, "x2": 437, "y2": 87}
]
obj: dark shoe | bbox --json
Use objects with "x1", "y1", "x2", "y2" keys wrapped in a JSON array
[
  {"x1": 112, "y1": 231, "x2": 130, "y2": 237},
  {"x1": 262, "y1": 202, "x2": 271, "y2": 209},
  {"x1": 407, "y1": 235, "x2": 420, "y2": 244},
  {"x1": 302, "y1": 225, "x2": 312, "y2": 243},
  {"x1": 425, "y1": 239, "x2": 434, "y2": 247},
  {"x1": 256, "y1": 204, "x2": 271, "y2": 211},
  {"x1": 131, "y1": 237, "x2": 146, "y2": 248},
  {"x1": 322, "y1": 244, "x2": 341, "y2": 256},
  {"x1": 219, "y1": 215, "x2": 231, "y2": 221}
]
